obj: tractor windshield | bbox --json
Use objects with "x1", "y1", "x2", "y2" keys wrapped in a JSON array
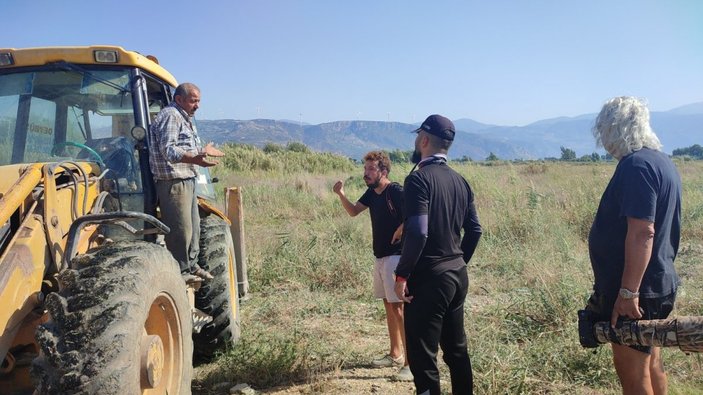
[{"x1": 0, "y1": 66, "x2": 142, "y2": 192}]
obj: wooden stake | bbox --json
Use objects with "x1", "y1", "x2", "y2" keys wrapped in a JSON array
[{"x1": 225, "y1": 187, "x2": 249, "y2": 297}]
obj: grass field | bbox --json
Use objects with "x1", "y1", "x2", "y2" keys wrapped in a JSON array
[{"x1": 194, "y1": 145, "x2": 703, "y2": 394}]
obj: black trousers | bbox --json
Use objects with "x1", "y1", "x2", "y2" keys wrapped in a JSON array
[{"x1": 405, "y1": 265, "x2": 472, "y2": 395}]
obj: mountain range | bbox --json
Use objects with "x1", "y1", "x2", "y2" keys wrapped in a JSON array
[{"x1": 197, "y1": 102, "x2": 703, "y2": 160}]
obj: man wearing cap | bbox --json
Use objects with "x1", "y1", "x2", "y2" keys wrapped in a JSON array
[{"x1": 394, "y1": 114, "x2": 482, "y2": 395}]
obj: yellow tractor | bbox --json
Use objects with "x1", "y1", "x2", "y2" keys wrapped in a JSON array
[{"x1": 0, "y1": 46, "x2": 243, "y2": 394}]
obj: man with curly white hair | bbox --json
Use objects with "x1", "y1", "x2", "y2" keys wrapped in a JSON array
[{"x1": 584, "y1": 96, "x2": 682, "y2": 395}]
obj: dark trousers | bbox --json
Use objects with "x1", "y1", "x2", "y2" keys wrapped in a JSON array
[{"x1": 405, "y1": 265, "x2": 472, "y2": 395}]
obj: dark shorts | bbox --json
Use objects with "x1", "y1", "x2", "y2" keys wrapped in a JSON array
[{"x1": 584, "y1": 291, "x2": 676, "y2": 354}]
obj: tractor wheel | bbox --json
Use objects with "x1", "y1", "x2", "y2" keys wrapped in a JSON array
[
  {"x1": 32, "y1": 241, "x2": 193, "y2": 395},
  {"x1": 193, "y1": 214, "x2": 241, "y2": 362}
]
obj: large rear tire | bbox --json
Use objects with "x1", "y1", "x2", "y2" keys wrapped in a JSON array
[
  {"x1": 32, "y1": 241, "x2": 193, "y2": 395},
  {"x1": 193, "y1": 214, "x2": 241, "y2": 362}
]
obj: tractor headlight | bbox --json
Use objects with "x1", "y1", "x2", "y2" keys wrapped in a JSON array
[
  {"x1": 0, "y1": 52, "x2": 14, "y2": 66},
  {"x1": 131, "y1": 126, "x2": 147, "y2": 141}
]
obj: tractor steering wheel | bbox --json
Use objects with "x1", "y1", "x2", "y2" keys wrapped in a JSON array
[{"x1": 51, "y1": 141, "x2": 105, "y2": 167}]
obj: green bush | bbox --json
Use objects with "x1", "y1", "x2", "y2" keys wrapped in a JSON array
[
  {"x1": 263, "y1": 142, "x2": 284, "y2": 153},
  {"x1": 199, "y1": 330, "x2": 310, "y2": 388},
  {"x1": 286, "y1": 141, "x2": 309, "y2": 153},
  {"x1": 220, "y1": 143, "x2": 355, "y2": 174}
]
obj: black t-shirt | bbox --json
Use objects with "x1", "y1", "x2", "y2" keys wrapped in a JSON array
[
  {"x1": 588, "y1": 148, "x2": 681, "y2": 298},
  {"x1": 358, "y1": 182, "x2": 404, "y2": 258},
  {"x1": 400, "y1": 161, "x2": 481, "y2": 277}
]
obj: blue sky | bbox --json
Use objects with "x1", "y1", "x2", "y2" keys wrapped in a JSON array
[{"x1": 4, "y1": 0, "x2": 702, "y2": 126}]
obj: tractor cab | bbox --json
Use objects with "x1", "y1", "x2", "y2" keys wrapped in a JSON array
[{"x1": 0, "y1": 47, "x2": 215, "y2": 228}]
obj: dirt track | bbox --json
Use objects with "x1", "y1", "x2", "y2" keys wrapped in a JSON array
[{"x1": 194, "y1": 366, "x2": 415, "y2": 394}]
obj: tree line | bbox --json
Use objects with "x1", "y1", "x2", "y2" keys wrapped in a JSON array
[
  {"x1": 247, "y1": 143, "x2": 703, "y2": 164},
  {"x1": 484, "y1": 144, "x2": 703, "y2": 162}
]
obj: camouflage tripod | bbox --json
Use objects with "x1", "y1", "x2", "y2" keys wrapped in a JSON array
[{"x1": 578, "y1": 310, "x2": 703, "y2": 352}]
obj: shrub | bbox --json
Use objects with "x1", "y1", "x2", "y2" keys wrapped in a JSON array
[
  {"x1": 263, "y1": 142, "x2": 284, "y2": 153},
  {"x1": 286, "y1": 141, "x2": 309, "y2": 153},
  {"x1": 220, "y1": 143, "x2": 355, "y2": 173}
]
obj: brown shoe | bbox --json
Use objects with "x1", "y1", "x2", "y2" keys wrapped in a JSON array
[{"x1": 193, "y1": 267, "x2": 214, "y2": 281}]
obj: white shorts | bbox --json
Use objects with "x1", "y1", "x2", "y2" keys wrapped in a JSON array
[{"x1": 373, "y1": 255, "x2": 402, "y2": 303}]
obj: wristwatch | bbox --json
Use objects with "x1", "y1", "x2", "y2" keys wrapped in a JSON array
[{"x1": 619, "y1": 287, "x2": 640, "y2": 299}]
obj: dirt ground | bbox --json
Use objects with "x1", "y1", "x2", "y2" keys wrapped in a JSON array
[
  {"x1": 261, "y1": 366, "x2": 415, "y2": 394},
  {"x1": 194, "y1": 365, "x2": 416, "y2": 395}
]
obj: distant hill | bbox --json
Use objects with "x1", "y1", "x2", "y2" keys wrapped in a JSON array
[
  {"x1": 198, "y1": 119, "x2": 527, "y2": 160},
  {"x1": 667, "y1": 102, "x2": 703, "y2": 115},
  {"x1": 197, "y1": 102, "x2": 703, "y2": 160},
  {"x1": 452, "y1": 118, "x2": 496, "y2": 133}
]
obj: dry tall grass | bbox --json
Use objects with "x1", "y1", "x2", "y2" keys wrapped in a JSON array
[{"x1": 196, "y1": 153, "x2": 703, "y2": 395}]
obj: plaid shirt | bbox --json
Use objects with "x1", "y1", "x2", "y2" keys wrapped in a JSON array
[{"x1": 148, "y1": 102, "x2": 202, "y2": 180}]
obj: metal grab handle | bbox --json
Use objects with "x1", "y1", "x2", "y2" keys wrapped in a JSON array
[{"x1": 63, "y1": 211, "x2": 169, "y2": 269}]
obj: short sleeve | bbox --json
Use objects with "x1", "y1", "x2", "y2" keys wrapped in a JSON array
[
  {"x1": 389, "y1": 183, "x2": 405, "y2": 219},
  {"x1": 358, "y1": 187, "x2": 373, "y2": 207},
  {"x1": 619, "y1": 160, "x2": 658, "y2": 222}
]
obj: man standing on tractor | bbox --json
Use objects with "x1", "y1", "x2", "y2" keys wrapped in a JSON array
[{"x1": 148, "y1": 82, "x2": 224, "y2": 280}]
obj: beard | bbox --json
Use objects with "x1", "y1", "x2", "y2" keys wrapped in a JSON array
[
  {"x1": 411, "y1": 150, "x2": 422, "y2": 164},
  {"x1": 364, "y1": 176, "x2": 380, "y2": 189}
]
